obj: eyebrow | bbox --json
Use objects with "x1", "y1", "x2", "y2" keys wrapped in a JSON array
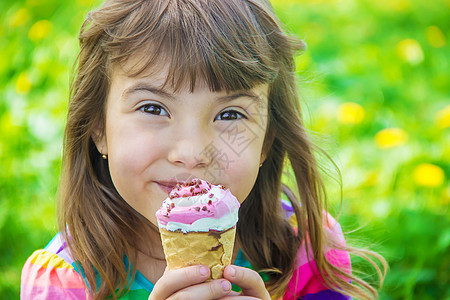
[
  {"x1": 121, "y1": 83, "x2": 264, "y2": 106},
  {"x1": 122, "y1": 83, "x2": 176, "y2": 101}
]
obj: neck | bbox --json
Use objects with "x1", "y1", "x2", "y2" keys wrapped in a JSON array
[
  {"x1": 135, "y1": 223, "x2": 166, "y2": 259},
  {"x1": 134, "y1": 224, "x2": 167, "y2": 283}
]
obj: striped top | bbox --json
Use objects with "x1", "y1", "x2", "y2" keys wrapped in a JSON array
[{"x1": 21, "y1": 205, "x2": 351, "y2": 299}]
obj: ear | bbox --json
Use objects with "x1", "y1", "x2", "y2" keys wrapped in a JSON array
[{"x1": 91, "y1": 127, "x2": 107, "y2": 156}]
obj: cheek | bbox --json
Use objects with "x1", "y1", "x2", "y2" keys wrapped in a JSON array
[
  {"x1": 108, "y1": 136, "x2": 145, "y2": 176},
  {"x1": 222, "y1": 141, "x2": 263, "y2": 203},
  {"x1": 105, "y1": 122, "x2": 165, "y2": 193},
  {"x1": 232, "y1": 158, "x2": 260, "y2": 202}
]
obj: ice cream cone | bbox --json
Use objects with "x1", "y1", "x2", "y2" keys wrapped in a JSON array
[
  {"x1": 159, "y1": 227, "x2": 236, "y2": 279},
  {"x1": 156, "y1": 178, "x2": 240, "y2": 279}
]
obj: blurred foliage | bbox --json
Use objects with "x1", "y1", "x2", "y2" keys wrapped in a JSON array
[{"x1": 0, "y1": 0, "x2": 448, "y2": 299}]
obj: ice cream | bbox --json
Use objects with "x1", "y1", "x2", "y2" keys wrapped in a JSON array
[{"x1": 155, "y1": 178, "x2": 240, "y2": 279}]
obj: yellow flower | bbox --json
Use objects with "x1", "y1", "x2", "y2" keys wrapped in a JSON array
[
  {"x1": 375, "y1": 128, "x2": 408, "y2": 149},
  {"x1": 16, "y1": 72, "x2": 32, "y2": 94},
  {"x1": 436, "y1": 105, "x2": 450, "y2": 129},
  {"x1": 413, "y1": 163, "x2": 445, "y2": 188},
  {"x1": 337, "y1": 102, "x2": 365, "y2": 125},
  {"x1": 426, "y1": 26, "x2": 446, "y2": 48},
  {"x1": 28, "y1": 20, "x2": 53, "y2": 41},
  {"x1": 10, "y1": 8, "x2": 30, "y2": 27},
  {"x1": 396, "y1": 39, "x2": 424, "y2": 65}
]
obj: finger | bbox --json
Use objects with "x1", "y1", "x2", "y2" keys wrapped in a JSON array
[
  {"x1": 149, "y1": 265, "x2": 210, "y2": 299},
  {"x1": 219, "y1": 296, "x2": 258, "y2": 300},
  {"x1": 167, "y1": 279, "x2": 232, "y2": 300},
  {"x1": 219, "y1": 292, "x2": 261, "y2": 300},
  {"x1": 217, "y1": 291, "x2": 243, "y2": 299},
  {"x1": 223, "y1": 265, "x2": 270, "y2": 300},
  {"x1": 222, "y1": 291, "x2": 240, "y2": 296}
]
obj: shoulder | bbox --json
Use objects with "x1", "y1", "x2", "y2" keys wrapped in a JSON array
[
  {"x1": 281, "y1": 204, "x2": 352, "y2": 299},
  {"x1": 21, "y1": 233, "x2": 89, "y2": 300}
]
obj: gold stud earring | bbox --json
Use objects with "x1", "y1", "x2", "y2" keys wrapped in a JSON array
[
  {"x1": 259, "y1": 162, "x2": 263, "y2": 167},
  {"x1": 101, "y1": 146, "x2": 107, "y2": 159}
]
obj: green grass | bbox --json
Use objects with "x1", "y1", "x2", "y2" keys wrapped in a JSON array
[{"x1": 1, "y1": 0, "x2": 448, "y2": 298}]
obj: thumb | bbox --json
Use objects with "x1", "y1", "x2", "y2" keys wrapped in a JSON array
[{"x1": 163, "y1": 266, "x2": 170, "y2": 275}]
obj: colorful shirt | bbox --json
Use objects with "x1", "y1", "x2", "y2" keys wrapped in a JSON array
[{"x1": 21, "y1": 206, "x2": 351, "y2": 299}]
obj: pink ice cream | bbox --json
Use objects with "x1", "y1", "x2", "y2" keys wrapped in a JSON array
[{"x1": 155, "y1": 179, "x2": 240, "y2": 233}]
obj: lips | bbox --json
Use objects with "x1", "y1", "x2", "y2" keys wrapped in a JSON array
[
  {"x1": 155, "y1": 173, "x2": 200, "y2": 194},
  {"x1": 155, "y1": 172, "x2": 217, "y2": 195},
  {"x1": 155, "y1": 181, "x2": 179, "y2": 194}
]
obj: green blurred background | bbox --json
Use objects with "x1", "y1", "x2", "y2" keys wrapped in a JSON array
[{"x1": 0, "y1": 0, "x2": 448, "y2": 298}]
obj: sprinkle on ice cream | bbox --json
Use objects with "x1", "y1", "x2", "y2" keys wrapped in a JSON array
[{"x1": 155, "y1": 178, "x2": 240, "y2": 233}]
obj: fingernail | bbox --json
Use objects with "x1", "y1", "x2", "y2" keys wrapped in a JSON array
[
  {"x1": 221, "y1": 280, "x2": 231, "y2": 291},
  {"x1": 228, "y1": 266, "x2": 236, "y2": 277},
  {"x1": 199, "y1": 266, "x2": 209, "y2": 276}
]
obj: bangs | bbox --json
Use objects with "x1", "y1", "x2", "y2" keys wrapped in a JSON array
[{"x1": 101, "y1": 0, "x2": 282, "y2": 92}]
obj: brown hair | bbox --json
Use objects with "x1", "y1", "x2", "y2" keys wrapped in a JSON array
[{"x1": 59, "y1": 0, "x2": 387, "y2": 298}]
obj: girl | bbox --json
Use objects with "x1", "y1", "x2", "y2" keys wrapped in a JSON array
[{"x1": 21, "y1": 0, "x2": 387, "y2": 299}]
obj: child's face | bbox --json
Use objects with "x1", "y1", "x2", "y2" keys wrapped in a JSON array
[{"x1": 97, "y1": 64, "x2": 269, "y2": 226}]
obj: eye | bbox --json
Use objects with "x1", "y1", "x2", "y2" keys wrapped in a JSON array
[
  {"x1": 215, "y1": 110, "x2": 247, "y2": 121},
  {"x1": 140, "y1": 104, "x2": 169, "y2": 116}
]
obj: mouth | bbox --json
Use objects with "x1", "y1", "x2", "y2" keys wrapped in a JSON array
[
  {"x1": 155, "y1": 175, "x2": 195, "y2": 194},
  {"x1": 155, "y1": 174, "x2": 206, "y2": 194},
  {"x1": 155, "y1": 180, "x2": 179, "y2": 194}
]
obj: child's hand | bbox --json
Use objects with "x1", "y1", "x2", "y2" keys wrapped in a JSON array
[
  {"x1": 220, "y1": 265, "x2": 271, "y2": 299},
  {"x1": 149, "y1": 265, "x2": 232, "y2": 300}
]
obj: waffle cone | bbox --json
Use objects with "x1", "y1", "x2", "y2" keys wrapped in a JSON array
[{"x1": 159, "y1": 227, "x2": 236, "y2": 279}]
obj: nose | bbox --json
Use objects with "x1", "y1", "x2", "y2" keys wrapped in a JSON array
[{"x1": 167, "y1": 131, "x2": 213, "y2": 169}]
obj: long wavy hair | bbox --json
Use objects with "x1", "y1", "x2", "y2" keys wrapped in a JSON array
[{"x1": 59, "y1": 0, "x2": 387, "y2": 298}]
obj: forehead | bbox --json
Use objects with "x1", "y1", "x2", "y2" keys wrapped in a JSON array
[
  {"x1": 110, "y1": 55, "x2": 269, "y2": 98},
  {"x1": 110, "y1": 59, "x2": 209, "y2": 93}
]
